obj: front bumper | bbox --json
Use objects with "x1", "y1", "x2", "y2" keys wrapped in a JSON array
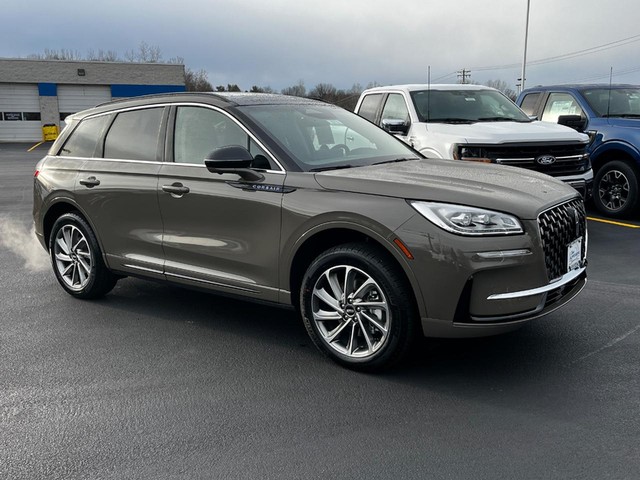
[
  {"x1": 395, "y1": 211, "x2": 587, "y2": 338},
  {"x1": 558, "y1": 169, "x2": 594, "y2": 200}
]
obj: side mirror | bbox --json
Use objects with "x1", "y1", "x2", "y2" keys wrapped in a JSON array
[
  {"x1": 528, "y1": 115, "x2": 539, "y2": 121},
  {"x1": 204, "y1": 145, "x2": 264, "y2": 182},
  {"x1": 557, "y1": 114, "x2": 587, "y2": 132},
  {"x1": 381, "y1": 119, "x2": 409, "y2": 136}
]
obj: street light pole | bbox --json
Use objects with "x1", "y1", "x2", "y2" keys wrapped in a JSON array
[{"x1": 520, "y1": 0, "x2": 531, "y2": 93}]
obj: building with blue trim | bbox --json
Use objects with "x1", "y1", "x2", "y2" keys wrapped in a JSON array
[{"x1": 0, "y1": 58, "x2": 186, "y2": 141}]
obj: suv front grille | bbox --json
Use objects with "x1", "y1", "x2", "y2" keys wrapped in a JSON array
[
  {"x1": 473, "y1": 143, "x2": 589, "y2": 176},
  {"x1": 538, "y1": 198, "x2": 587, "y2": 281}
]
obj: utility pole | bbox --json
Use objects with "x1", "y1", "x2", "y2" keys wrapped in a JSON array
[
  {"x1": 457, "y1": 68, "x2": 471, "y2": 84},
  {"x1": 520, "y1": 0, "x2": 531, "y2": 93}
]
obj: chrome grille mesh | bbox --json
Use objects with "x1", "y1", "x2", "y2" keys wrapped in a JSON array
[{"x1": 538, "y1": 199, "x2": 586, "y2": 281}]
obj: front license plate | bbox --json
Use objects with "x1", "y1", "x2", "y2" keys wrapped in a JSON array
[{"x1": 567, "y1": 237, "x2": 582, "y2": 272}]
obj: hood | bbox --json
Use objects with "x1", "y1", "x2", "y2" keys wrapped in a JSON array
[
  {"x1": 314, "y1": 159, "x2": 578, "y2": 220},
  {"x1": 425, "y1": 120, "x2": 589, "y2": 144}
]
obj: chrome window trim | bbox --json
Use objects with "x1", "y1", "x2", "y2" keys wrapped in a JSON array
[{"x1": 63, "y1": 102, "x2": 287, "y2": 174}]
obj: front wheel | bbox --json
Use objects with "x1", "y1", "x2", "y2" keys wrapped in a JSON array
[
  {"x1": 299, "y1": 243, "x2": 417, "y2": 371},
  {"x1": 593, "y1": 160, "x2": 639, "y2": 218},
  {"x1": 49, "y1": 213, "x2": 118, "y2": 299}
]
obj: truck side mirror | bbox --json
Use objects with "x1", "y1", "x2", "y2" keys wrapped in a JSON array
[
  {"x1": 557, "y1": 115, "x2": 587, "y2": 132},
  {"x1": 381, "y1": 119, "x2": 409, "y2": 136}
]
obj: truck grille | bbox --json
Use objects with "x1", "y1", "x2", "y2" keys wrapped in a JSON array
[
  {"x1": 538, "y1": 198, "x2": 587, "y2": 281},
  {"x1": 476, "y1": 142, "x2": 589, "y2": 176}
]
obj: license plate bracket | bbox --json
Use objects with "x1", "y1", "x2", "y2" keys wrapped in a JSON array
[{"x1": 567, "y1": 237, "x2": 582, "y2": 272}]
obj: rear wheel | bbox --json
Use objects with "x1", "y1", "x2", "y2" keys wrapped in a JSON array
[
  {"x1": 593, "y1": 160, "x2": 639, "y2": 218},
  {"x1": 49, "y1": 213, "x2": 118, "y2": 299},
  {"x1": 300, "y1": 243, "x2": 416, "y2": 371}
]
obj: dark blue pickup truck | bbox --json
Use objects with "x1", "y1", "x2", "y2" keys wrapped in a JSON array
[{"x1": 517, "y1": 84, "x2": 640, "y2": 218}]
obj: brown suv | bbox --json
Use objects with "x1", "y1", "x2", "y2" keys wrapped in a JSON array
[{"x1": 33, "y1": 93, "x2": 587, "y2": 370}]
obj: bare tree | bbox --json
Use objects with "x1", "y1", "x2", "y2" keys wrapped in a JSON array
[
  {"x1": 32, "y1": 48, "x2": 83, "y2": 61},
  {"x1": 123, "y1": 42, "x2": 162, "y2": 63},
  {"x1": 485, "y1": 79, "x2": 517, "y2": 101},
  {"x1": 309, "y1": 83, "x2": 338, "y2": 102},
  {"x1": 281, "y1": 80, "x2": 306, "y2": 97},
  {"x1": 184, "y1": 67, "x2": 213, "y2": 91},
  {"x1": 250, "y1": 85, "x2": 274, "y2": 93}
]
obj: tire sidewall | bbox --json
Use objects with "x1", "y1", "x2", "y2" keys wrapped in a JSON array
[
  {"x1": 300, "y1": 245, "x2": 411, "y2": 369},
  {"x1": 49, "y1": 213, "x2": 101, "y2": 298}
]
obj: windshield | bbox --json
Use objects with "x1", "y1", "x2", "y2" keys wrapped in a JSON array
[
  {"x1": 238, "y1": 104, "x2": 421, "y2": 171},
  {"x1": 581, "y1": 87, "x2": 640, "y2": 117},
  {"x1": 410, "y1": 89, "x2": 531, "y2": 123}
]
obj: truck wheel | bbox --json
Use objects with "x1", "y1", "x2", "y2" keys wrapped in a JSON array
[
  {"x1": 593, "y1": 160, "x2": 639, "y2": 218},
  {"x1": 299, "y1": 243, "x2": 416, "y2": 371},
  {"x1": 49, "y1": 213, "x2": 118, "y2": 299}
]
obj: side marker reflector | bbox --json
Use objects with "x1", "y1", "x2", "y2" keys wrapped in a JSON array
[{"x1": 393, "y1": 238, "x2": 414, "y2": 259}]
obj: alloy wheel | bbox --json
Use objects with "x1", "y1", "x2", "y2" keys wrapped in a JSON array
[
  {"x1": 311, "y1": 265, "x2": 390, "y2": 359},
  {"x1": 53, "y1": 224, "x2": 93, "y2": 291},
  {"x1": 599, "y1": 169, "x2": 630, "y2": 212}
]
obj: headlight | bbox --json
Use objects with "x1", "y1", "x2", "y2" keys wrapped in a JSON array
[
  {"x1": 453, "y1": 145, "x2": 493, "y2": 163},
  {"x1": 409, "y1": 201, "x2": 523, "y2": 236}
]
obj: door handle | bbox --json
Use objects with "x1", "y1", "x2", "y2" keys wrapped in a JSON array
[
  {"x1": 162, "y1": 183, "x2": 190, "y2": 196},
  {"x1": 79, "y1": 176, "x2": 100, "y2": 188}
]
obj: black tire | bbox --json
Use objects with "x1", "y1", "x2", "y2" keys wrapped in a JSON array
[
  {"x1": 299, "y1": 243, "x2": 417, "y2": 371},
  {"x1": 49, "y1": 213, "x2": 118, "y2": 299},
  {"x1": 593, "y1": 160, "x2": 639, "y2": 218}
]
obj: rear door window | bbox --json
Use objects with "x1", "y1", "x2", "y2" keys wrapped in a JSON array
[
  {"x1": 357, "y1": 94, "x2": 384, "y2": 122},
  {"x1": 519, "y1": 93, "x2": 541, "y2": 116},
  {"x1": 59, "y1": 115, "x2": 110, "y2": 157},
  {"x1": 104, "y1": 108, "x2": 164, "y2": 161}
]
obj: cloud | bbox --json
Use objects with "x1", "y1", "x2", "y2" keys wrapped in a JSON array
[{"x1": 1, "y1": 0, "x2": 639, "y2": 90}]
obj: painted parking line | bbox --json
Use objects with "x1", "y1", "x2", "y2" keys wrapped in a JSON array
[
  {"x1": 587, "y1": 216, "x2": 640, "y2": 229},
  {"x1": 27, "y1": 141, "x2": 45, "y2": 152}
]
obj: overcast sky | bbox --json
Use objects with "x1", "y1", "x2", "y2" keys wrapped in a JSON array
[{"x1": 2, "y1": 0, "x2": 639, "y2": 92}]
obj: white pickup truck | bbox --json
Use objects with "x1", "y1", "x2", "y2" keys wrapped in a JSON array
[{"x1": 354, "y1": 84, "x2": 593, "y2": 197}]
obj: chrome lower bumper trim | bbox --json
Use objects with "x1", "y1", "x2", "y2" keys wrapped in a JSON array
[{"x1": 487, "y1": 266, "x2": 586, "y2": 300}]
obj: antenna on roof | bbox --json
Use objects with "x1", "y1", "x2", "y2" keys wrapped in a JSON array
[
  {"x1": 606, "y1": 67, "x2": 613, "y2": 117},
  {"x1": 427, "y1": 65, "x2": 431, "y2": 122}
]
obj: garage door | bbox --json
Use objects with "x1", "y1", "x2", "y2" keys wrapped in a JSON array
[
  {"x1": 58, "y1": 85, "x2": 111, "y2": 121},
  {"x1": 0, "y1": 84, "x2": 42, "y2": 142}
]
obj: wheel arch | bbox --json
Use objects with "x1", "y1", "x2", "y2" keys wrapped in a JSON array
[
  {"x1": 591, "y1": 141, "x2": 640, "y2": 173},
  {"x1": 286, "y1": 224, "x2": 425, "y2": 318},
  {"x1": 42, "y1": 200, "x2": 99, "y2": 253}
]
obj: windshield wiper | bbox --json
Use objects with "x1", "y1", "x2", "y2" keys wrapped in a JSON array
[
  {"x1": 477, "y1": 116, "x2": 516, "y2": 122},
  {"x1": 309, "y1": 164, "x2": 357, "y2": 172},
  {"x1": 427, "y1": 117, "x2": 475, "y2": 124},
  {"x1": 372, "y1": 158, "x2": 418, "y2": 166}
]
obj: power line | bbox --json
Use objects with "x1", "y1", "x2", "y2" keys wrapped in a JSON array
[
  {"x1": 432, "y1": 71, "x2": 457, "y2": 82},
  {"x1": 471, "y1": 33, "x2": 640, "y2": 73},
  {"x1": 567, "y1": 65, "x2": 640, "y2": 83}
]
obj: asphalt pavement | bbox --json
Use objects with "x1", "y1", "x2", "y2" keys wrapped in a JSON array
[{"x1": 1, "y1": 142, "x2": 639, "y2": 479}]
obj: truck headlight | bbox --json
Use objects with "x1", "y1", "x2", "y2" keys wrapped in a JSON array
[
  {"x1": 409, "y1": 201, "x2": 524, "y2": 236},
  {"x1": 453, "y1": 145, "x2": 492, "y2": 163}
]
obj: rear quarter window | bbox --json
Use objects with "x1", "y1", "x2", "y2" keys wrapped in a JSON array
[{"x1": 59, "y1": 115, "x2": 110, "y2": 158}]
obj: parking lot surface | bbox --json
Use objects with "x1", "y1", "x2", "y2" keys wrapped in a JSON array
[{"x1": 1, "y1": 142, "x2": 639, "y2": 479}]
